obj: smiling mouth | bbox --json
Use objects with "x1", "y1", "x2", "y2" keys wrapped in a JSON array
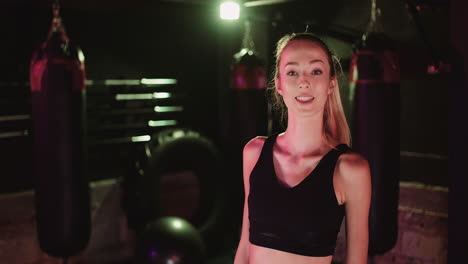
[{"x1": 295, "y1": 96, "x2": 315, "y2": 102}]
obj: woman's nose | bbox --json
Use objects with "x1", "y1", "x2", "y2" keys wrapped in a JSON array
[{"x1": 298, "y1": 76, "x2": 310, "y2": 89}]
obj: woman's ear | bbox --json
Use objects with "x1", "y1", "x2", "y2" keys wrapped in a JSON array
[
  {"x1": 275, "y1": 77, "x2": 283, "y2": 96},
  {"x1": 328, "y1": 78, "x2": 337, "y2": 95}
]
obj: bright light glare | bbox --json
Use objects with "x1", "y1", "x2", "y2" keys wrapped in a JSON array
[
  {"x1": 131, "y1": 135, "x2": 151, "y2": 142},
  {"x1": 115, "y1": 93, "x2": 153, "y2": 100},
  {"x1": 173, "y1": 130, "x2": 185, "y2": 139},
  {"x1": 148, "y1": 120, "x2": 177, "y2": 127},
  {"x1": 220, "y1": 1, "x2": 240, "y2": 20},
  {"x1": 172, "y1": 220, "x2": 183, "y2": 229},
  {"x1": 78, "y1": 49, "x2": 85, "y2": 62},
  {"x1": 153, "y1": 92, "x2": 171, "y2": 99},
  {"x1": 154, "y1": 106, "x2": 183, "y2": 113},
  {"x1": 141, "y1": 78, "x2": 177, "y2": 85},
  {"x1": 115, "y1": 92, "x2": 172, "y2": 101}
]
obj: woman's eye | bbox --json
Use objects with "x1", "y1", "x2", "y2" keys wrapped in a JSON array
[
  {"x1": 312, "y1": 69, "x2": 323, "y2": 75},
  {"x1": 287, "y1": 71, "x2": 297, "y2": 76}
]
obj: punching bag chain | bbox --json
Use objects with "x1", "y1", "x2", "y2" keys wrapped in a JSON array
[
  {"x1": 405, "y1": 0, "x2": 450, "y2": 74},
  {"x1": 49, "y1": 0, "x2": 68, "y2": 41},
  {"x1": 241, "y1": 18, "x2": 255, "y2": 51},
  {"x1": 367, "y1": 0, "x2": 383, "y2": 34}
]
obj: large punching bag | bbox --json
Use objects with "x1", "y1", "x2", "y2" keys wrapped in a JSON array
[
  {"x1": 30, "y1": 2, "x2": 90, "y2": 258},
  {"x1": 349, "y1": 0, "x2": 399, "y2": 255},
  {"x1": 225, "y1": 19, "x2": 269, "y2": 243},
  {"x1": 228, "y1": 19, "x2": 269, "y2": 147}
]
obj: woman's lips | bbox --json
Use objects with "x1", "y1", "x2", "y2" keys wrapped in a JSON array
[{"x1": 295, "y1": 96, "x2": 315, "y2": 102}]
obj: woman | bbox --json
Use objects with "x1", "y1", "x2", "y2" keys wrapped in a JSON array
[{"x1": 234, "y1": 33, "x2": 371, "y2": 264}]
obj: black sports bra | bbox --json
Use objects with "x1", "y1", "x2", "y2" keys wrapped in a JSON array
[{"x1": 248, "y1": 134, "x2": 349, "y2": 256}]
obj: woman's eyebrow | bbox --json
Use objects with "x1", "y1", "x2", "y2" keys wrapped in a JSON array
[
  {"x1": 284, "y1": 59, "x2": 324, "y2": 66},
  {"x1": 284, "y1": 61, "x2": 299, "y2": 66},
  {"x1": 309, "y1": 59, "x2": 324, "y2": 64}
]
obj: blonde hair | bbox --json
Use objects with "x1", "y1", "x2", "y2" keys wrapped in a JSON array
[{"x1": 267, "y1": 32, "x2": 351, "y2": 147}]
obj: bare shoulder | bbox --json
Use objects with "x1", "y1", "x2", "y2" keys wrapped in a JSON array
[
  {"x1": 242, "y1": 136, "x2": 268, "y2": 181},
  {"x1": 243, "y1": 136, "x2": 267, "y2": 158},
  {"x1": 336, "y1": 152, "x2": 371, "y2": 185},
  {"x1": 335, "y1": 152, "x2": 371, "y2": 205}
]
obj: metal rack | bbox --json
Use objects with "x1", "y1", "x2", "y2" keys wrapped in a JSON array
[{"x1": 0, "y1": 78, "x2": 186, "y2": 193}]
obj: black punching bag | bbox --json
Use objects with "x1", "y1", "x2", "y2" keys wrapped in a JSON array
[
  {"x1": 30, "y1": 3, "x2": 90, "y2": 258},
  {"x1": 349, "y1": 0, "x2": 399, "y2": 255},
  {"x1": 229, "y1": 48, "x2": 268, "y2": 146},
  {"x1": 228, "y1": 20, "x2": 269, "y2": 147}
]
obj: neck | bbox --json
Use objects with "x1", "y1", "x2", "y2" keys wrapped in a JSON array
[{"x1": 280, "y1": 111, "x2": 327, "y2": 156}]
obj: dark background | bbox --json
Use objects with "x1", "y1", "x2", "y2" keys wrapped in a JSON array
[
  {"x1": 1, "y1": 0, "x2": 467, "y2": 262},
  {"x1": 0, "y1": 0, "x2": 451, "y2": 190}
]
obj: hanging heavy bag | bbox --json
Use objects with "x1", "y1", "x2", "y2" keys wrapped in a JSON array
[
  {"x1": 228, "y1": 48, "x2": 268, "y2": 233},
  {"x1": 224, "y1": 20, "x2": 269, "y2": 244},
  {"x1": 229, "y1": 48, "x2": 268, "y2": 146},
  {"x1": 29, "y1": 3, "x2": 90, "y2": 258},
  {"x1": 227, "y1": 19, "x2": 269, "y2": 149},
  {"x1": 349, "y1": 15, "x2": 400, "y2": 255}
]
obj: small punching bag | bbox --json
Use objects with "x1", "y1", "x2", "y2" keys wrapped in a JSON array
[
  {"x1": 30, "y1": 2, "x2": 90, "y2": 258},
  {"x1": 349, "y1": 0, "x2": 399, "y2": 255},
  {"x1": 228, "y1": 19, "x2": 269, "y2": 147}
]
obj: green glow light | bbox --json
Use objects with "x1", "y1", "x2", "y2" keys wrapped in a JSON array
[
  {"x1": 115, "y1": 92, "x2": 172, "y2": 101},
  {"x1": 87, "y1": 79, "x2": 177, "y2": 87},
  {"x1": 244, "y1": 0, "x2": 289, "y2": 7},
  {"x1": 115, "y1": 93, "x2": 153, "y2": 100},
  {"x1": 105, "y1": 79, "x2": 140, "y2": 86},
  {"x1": 148, "y1": 120, "x2": 177, "y2": 127},
  {"x1": 153, "y1": 92, "x2": 171, "y2": 99},
  {"x1": 0, "y1": 115, "x2": 30, "y2": 122},
  {"x1": 78, "y1": 49, "x2": 85, "y2": 62},
  {"x1": 131, "y1": 135, "x2": 151, "y2": 142},
  {"x1": 154, "y1": 106, "x2": 184, "y2": 113},
  {"x1": 141, "y1": 78, "x2": 177, "y2": 85},
  {"x1": 0, "y1": 130, "x2": 28, "y2": 139},
  {"x1": 220, "y1": 1, "x2": 240, "y2": 20},
  {"x1": 172, "y1": 219, "x2": 183, "y2": 229}
]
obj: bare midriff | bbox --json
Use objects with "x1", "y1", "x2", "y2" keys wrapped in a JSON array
[{"x1": 249, "y1": 244, "x2": 333, "y2": 264}]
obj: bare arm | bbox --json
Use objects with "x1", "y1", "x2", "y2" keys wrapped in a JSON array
[
  {"x1": 234, "y1": 137, "x2": 265, "y2": 264},
  {"x1": 338, "y1": 153, "x2": 372, "y2": 264}
]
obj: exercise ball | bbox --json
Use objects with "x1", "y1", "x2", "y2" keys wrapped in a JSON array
[
  {"x1": 123, "y1": 128, "x2": 226, "y2": 255},
  {"x1": 135, "y1": 216, "x2": 205, "y2": 264}
]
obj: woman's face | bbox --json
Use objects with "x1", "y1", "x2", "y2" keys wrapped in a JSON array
[{"x1": 275, "y1": 39, "x2": 336, "y2": 117}]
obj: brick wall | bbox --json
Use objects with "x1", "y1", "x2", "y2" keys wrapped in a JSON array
[{"x1": 333, "y1": 182, "x2": 448, "y2": 264}]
